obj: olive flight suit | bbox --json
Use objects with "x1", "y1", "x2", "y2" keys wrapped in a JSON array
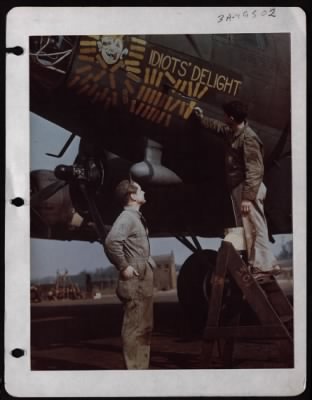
[
  {"x1": 105, "y1": 207, "x2": 155, "y2": 369},
  {"x1": 199, "y1": 115, "x2": 277, "y2": 271}
]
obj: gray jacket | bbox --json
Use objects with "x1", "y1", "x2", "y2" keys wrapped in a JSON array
[
  {"x1": 200, "y1": 116, "x2": 264, "y2": 201},
  {"x1": 105, "y1": 207, "x2": 155, "y2": 274}
]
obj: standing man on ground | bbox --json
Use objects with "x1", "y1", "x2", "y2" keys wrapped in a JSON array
[
  {"x1": 193, "y1": 101, "x2": 280, "y2": 277},
  {"x1": 105, "y1": 179, "x2": 155, "y2": 369}
]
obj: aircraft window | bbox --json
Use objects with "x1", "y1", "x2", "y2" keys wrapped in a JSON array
[
  {"x1": 256, "y1": 35, "x2": 268, "y2": 49},
  {"x1": 147, "y1": 35, "x2": 203, "y2": 58},
  {"x1": 213, "y1": 35, "x2": 231, "y2": 43},
  {"x1": 231, "y1": 34, "x2": 267, "y2": 49}
]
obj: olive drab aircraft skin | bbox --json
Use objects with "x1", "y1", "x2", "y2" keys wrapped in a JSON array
[{"x1": 29, "y1": 34, "x2": 291, "y2": 243}]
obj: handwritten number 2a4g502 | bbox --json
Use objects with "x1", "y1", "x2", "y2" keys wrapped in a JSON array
[{"x1": 217, "y1": 8, "x2": 276, "y2": 23}]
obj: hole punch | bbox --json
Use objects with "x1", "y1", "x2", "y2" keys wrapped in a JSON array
[
  {"x1": 11, "y1": 197, "x2": 24, "y2": 207},
  {"x1": 6, "y1": 46, "x2": 24, "y2": 55},
  {"x1": 11, "y1": 348, "x2": 25, "y2": 358}
]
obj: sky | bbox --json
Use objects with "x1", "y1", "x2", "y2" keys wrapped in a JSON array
[{"x1": 30, "y1": 113, "x2": 290, "y2": 281}]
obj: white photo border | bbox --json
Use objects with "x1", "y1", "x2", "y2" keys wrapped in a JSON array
[{"x1": 5, "y1": 6, "x2": 306, "y2": 397}]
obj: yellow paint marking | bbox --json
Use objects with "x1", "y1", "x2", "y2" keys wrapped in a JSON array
[
  {"x1": 136, "y1": 85, "x2": 146, "y2": 101},
  {"x1": 187, "y1": 81, "x2": 193, "y2": 97},
  {"x1": 80, "y1": 47, "x2": 97, "y2": 54},
  {"x1": 158, "y1": 94, "x2": 168, "y2": 109},
  {"x1": 131, "y1": 37, "x2": 147, "y2": 45},
  {"x1": 79, "y1": 55, "x2": 95, "y2": 62},
  {"x1": 193, "y1": 82, "x2": 201, "y2": 98},
  {"x1": 125, "y1": 79, "x2": 134, "y2": 94},
  {"x1": 87, "y1": 35, "x2": 100, "y2": 40},
  {"x1": 174, "y1": 79, "x2": 182, "y2": 90},
  {"x1": 151, "y1": 109, "x2": 161, "y2": 122},
  {"x1": 77, "y1": 84, "x2": 91, "y2": 94},
  {"x1": 180, "y1": 80, "x2": 187, "y2": 93},
  {"x1": 112, "y1": 91, "x2": 118, "y2": 106},
  {"x1": 129, "y1": 51, "x2": 144, "y2": 60},
  {"x1": 130, "y1": 45, "x2": 146, "y2": 53},
  {"x1": 67, "y1": 76, "x2": 80, "y2": 88},
  {"x1": 146, "y1": 107, "x2": 157, "y2": 120},
  {"x1": 93, "y1": 70, "x2": 106, "y2": 82},
  {"x1": 150, "y1": 69, "x2": 157, "y2": 85},
  {"x1": 125, "y1": 59, "x2": 140, "y2": 66},
  {"x1": 179, "y1": 101, "x2": 187, "y2": 116},
  {"x1": 87, "y1": 84, "x2": 98, "y2": 96},
  {"x1": 169, "y1": 99, "x2": 181, "y2": 112},
  {"x1": 165, "y1": 114, "x2": 172, "y2": 127},
  {"x1": 156, "y1": 111, "x2": 166, "y2": 124},
  {"x1": 104, "y1": 97, "x2": 111, "y2": 110},
  {"x1": 100, "y1": 88, "x2": 109, "y2": 101},
  {"x1": 81, "y1": 73, "x2": 93, "y2": 85},
  {"x1": 91, "y1": 91, "x2": 101, "y2": 104},
  {"x1": 76, "y1": 65, "x2": 92, "y2": 74},
  {"x1": 96, "y1": 54, "x2": 108, "y2": 70},
  {"x1": 127, "y1": 72, "x2": 141, "y2": 83},
  {"x1": 165, "y1": 71, "x2": 176, "y2": 85},
  {"x1": 135, "y1": 102, "x2": 145, "y2": 115},
  {"x1": 197, "y1": 86, "x2": 209, "y2": 99},
  {"x1": 80, "y1": 40, "x2": 96, "y2": 47},
  {"x1": 122, "y1": 88, "x2": 129, "y2": 105},
  {"x1": 141, "y1": 105, "x2": 151, "y2": 118},
  {"x1": 142, "y1": 87, "x2": 152, "y2": 103},
  {"x1": 126, "y1": 66, "x2": 141, "y2": 75},
  {"x1": 144, "y1": 68, "x2": 150, "y2": 84},
  {"x1": 111, "y1": 61, "x2": 122, "y2": 73},
  {"x1": 164, "y1": 96, "x2": 174, "y2": 111},
  {"x1": 109, "y1": 73, "x2": 116, "y2": 89},
  {"x1": 183, "y1": 100, "x2": 197, "y2": 119},
  {"x1": 153, "y1": 92, "x2": 162, "y2": 106},
  {"x1": 155, "y1": 71, "x2": 163, "y2": 88},
  {"x1": 130, "y1": 99, "x2": 136, "y2": 113},
  {"x1": 147, "y1": 89, "x2": 157, "y2": 104}
]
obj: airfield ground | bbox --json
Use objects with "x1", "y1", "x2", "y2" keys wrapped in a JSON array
[{"x1": 31, "y1": 289, "x2": 293, "y2": 370}]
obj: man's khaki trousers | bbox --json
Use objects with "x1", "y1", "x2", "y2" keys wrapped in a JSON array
[{"x1": 116, "y1": 264, "x2": 154, "y2": 369}]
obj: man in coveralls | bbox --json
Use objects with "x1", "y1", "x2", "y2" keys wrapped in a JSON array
[
  {"x1": 194, "y1": 101, "x2": 280, "y2": 277},
  {"x1": 105, "y1": 180, "x2": 155, "y2": 369}
]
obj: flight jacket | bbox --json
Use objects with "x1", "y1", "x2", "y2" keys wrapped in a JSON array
[
  {"x1": 200, "y1": 116, "x2": 264, "y2": 201},
  {"x1": 104, "y1": 207, "x2": 156, "y2": 274}
]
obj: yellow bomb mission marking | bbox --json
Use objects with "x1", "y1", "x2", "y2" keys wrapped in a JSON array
[
  {"x1": 148, "y1": 49, "x2": 242, "y2": 97},
  {"x1": 71, "y1": 36, "x2": 243, "y2": 129}
]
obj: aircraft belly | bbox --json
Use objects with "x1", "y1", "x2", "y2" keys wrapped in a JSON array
[{"x1": 29, "y1": 34, "x2": 292, "y2": 241}]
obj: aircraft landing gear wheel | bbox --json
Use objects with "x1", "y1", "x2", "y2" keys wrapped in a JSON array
[{"x1": 177, "y1": 250, "x2": 217, "y2": 335}]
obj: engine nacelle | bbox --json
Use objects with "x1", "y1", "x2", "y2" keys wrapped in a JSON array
[
  {"x1": 130, "y1": 139, "x2": 182, "y2": 185},
  {"x1": 130, "y1": 161, "x2": 182, "y2": 184},
  {"x1": 31, "y1": 170, "x2": 75, "y2": 229}
]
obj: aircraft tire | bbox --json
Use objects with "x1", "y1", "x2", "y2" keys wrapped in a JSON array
[
  {"x1": 177, "y1": 249, "x2": 218, "y2": 334},
  {"x1": 177, "y1": 250, "x2": 259, "y2": 334}
]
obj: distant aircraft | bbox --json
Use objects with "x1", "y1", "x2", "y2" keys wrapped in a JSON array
[{"x1": 29, "y1": 34, "x2": 292, "y2": 326}]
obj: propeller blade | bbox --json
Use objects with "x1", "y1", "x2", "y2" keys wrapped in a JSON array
[{"x1": 31, "y1": 180, "x2": 67, "y2": 207}]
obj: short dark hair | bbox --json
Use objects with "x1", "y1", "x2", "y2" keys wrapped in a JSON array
[
  {"x1": 222, "y1": 101, "x2": 248, "y2": 124},
  {"x1": 115, "y1": 179, "x2": 138, "y2": 206}
]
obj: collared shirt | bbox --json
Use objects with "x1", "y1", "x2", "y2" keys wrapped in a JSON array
[{"x1": 104, "y1": 206, "x2": 152, "y2": 271}]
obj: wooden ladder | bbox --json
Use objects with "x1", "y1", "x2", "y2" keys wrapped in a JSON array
[{"x1": 201, "y1": 240, "x2": 293, "y2": 368}]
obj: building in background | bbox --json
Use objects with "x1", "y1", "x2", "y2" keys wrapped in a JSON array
[
  {"x1": 153, "y1": 252, "x2": 177, "y2": 291},
  {"x1": 31, "y1": 252, "x2": 177, "y2": 301}
]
